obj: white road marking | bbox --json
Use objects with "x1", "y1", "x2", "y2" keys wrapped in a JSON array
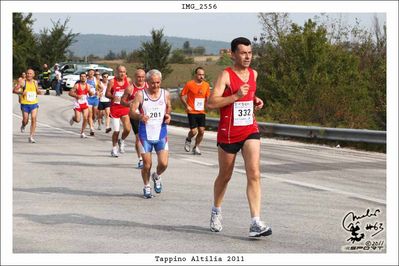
[
  {"x1": 13, "y1": 113, "x2": 81, "y2": 136},
  {"x1": 181, "y1": 157, "x2": 215, "y2": 166},
  {"x1": 180, "y1": 156, "x2": 386, "y2": 205},
  {"x1": 237, "y1": 168, "x2": 386, "y2": 205}
]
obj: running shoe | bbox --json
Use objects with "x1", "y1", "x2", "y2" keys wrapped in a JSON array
[
  {"x1": 80, "y1": 133, "x2": 87, "y2": 138},
  {"x1": 210, "y1": 211, "x2": 223, "y2": 232},
  {"x1": 184, "y1": 138, "x2": 191, "y2": 152},
  {"x1": 111, "y1": 147, "x2": 119, "y2": 157},
  {"x1": 118, "y1": 139, "x2": 126, "y2": 153},
  {"x1": 97, "y1": 124, "x2": 102, "y2": 130},
  {"x1": 152, "y1": 172, "x2": 162, "y2": 193},
  {"x1": 137, "y1": 159, "x2": 144, "y2": 169},
  {"x1": 105, "y1": 128, "x2": 112, "y2": 133},
  {"x1": 143, "y1": 185, "x2": 153, "y2": 199},
  {"x1": 69, "y1": 117, "x2": 74, "y2": 126},
  {"x1": 28, "y1": 137, "x2": 36, "y2": 143},
  {"x1": 192, "y1": 146, "x2": 202, "y2": 155},
  {"x1": 20, "y1": 125, "x2": 26, "y2": 133},
  {"x1": 90, "y1": 129, "x2": 95, "y2": 136},
  {"x1": 249, "y1": 221, "x2": 272, "y2": 237}
]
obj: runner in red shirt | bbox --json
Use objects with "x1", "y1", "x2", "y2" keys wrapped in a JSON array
[
  {"x1": 68, "y1": 72, "x2": 91, "y2": 138},
  {"x1": 207, "y1": 37, "x2": 272, "y2": 238},
  {"x1": 105, "y1": 65, "x2": 132, "y2": 157},
  {"x1": 121, "y1": 68, "x2": 148, "y2": 168}
]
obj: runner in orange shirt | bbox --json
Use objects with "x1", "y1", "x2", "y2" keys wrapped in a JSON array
[{"x1": 179, "y1": 67, "x2": 211, "y2": 155}]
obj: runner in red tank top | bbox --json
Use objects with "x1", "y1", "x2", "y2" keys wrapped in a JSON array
[
  {"x1": 68, "y1": 72, "x2": 90, "y2": 138},
  {"x1": 121, "y1": 68, "x2": 148, "y2": 168},
  {"x1": 105, "y1": 65, "x2": 132, "y2": 157},
  {"x1": 207, "y1": 37, "x2": 272, "y2": 238}
]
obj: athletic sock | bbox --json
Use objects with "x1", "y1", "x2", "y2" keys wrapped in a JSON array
[
  {"x1": 251, "y1": 217, "x2": 260, "y2": 224},
  {"x1": 212, "y1": 206, "x2": 221, "y2": 214}
]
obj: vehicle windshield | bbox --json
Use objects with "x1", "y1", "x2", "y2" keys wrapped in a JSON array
[{"x1": 71, "y1": 68, "x2": 114, "y2": 76}]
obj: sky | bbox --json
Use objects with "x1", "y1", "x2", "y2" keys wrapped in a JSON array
[{"x1": 30, "y1": 12, "x2": 386, "y2": 42}]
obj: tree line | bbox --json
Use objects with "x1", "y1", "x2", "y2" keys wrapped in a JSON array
[
  {"x1": 13, "y1": 13, "x2": 78, "y2": 77},
  {"x1": 253, "y1": 13, "x2": 386, "y2": 130},
  {"x1": 13, "y1": 13, "x2": 195, "y2": 80}
]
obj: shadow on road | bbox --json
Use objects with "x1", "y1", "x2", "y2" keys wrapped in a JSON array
[
  {"x1": 14, "y1": 212, "x2": 256, "y2": 243},
  {"x1": 14, "y1": 187, "x2": 143, "y2": 198}
]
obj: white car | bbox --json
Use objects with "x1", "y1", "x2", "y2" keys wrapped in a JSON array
[{"x1": 63, "y1": 67, "x2": 114, "y2": 90}]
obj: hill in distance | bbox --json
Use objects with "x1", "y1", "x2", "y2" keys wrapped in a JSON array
[{"x1": 69, "y1": 34, "x2": 230, "y2": 57}]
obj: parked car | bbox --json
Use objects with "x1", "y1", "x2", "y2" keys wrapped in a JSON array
[
  {"x1": 63, "y1": 67, "x2": 114, "y2": 90},
  {"x1": 38, "y1": 62, "x2": 109, "y2": 90}
]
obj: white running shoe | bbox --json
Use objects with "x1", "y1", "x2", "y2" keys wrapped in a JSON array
[
  {"x1": 249, "y1": 220, "x2": 272, "y2": 237},
  {"x1": 118, "y1": 139, "x2": 126, "y2": 153},
  {"x1": 111, "y1": 147, "x2": 119, "y2": 157},
  {"x1": 137, "y1": 159, "x2": 144, "y2": 169},
  {"x1": 152, "y1": 172, "x2": 162, "y2": 193},
  {"x1": 143, "y1": 185, "x2": 153, "y2": 199},
  {"x1": 184, "y1": 138, "x2": 191, "y2": 152},
  {"x1": 28, "y1": 137, "x2": 36, "y2": 143},
  {"x1": 80, "y1": 133, "x2": 87, "y2": 138},
  {"x1": 20, "y1": 125, "x2": 26, "y2": 133},
  {"x1": 192, "y1": 146, "x2": 202, "y2": 155},
  {"x1": 210, "y1": 211, "x2": 223, "y2": 232}
]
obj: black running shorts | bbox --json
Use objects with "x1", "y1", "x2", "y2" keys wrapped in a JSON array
[
  {"x1": 187, "y1": 113, "x2": 206, "y2": 129},
  {"x1": 217, "y1": 133, "x2": 261, "y2": 154}
]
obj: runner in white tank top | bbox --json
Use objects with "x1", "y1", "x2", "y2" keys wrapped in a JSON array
[{"x1": 129, "y1": 69, "x2": 172, "y2": 199}]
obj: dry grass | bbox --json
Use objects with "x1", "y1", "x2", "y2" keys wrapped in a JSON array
[{"x1": 98, "y1": 59, "x2": 225, "y2": 88}]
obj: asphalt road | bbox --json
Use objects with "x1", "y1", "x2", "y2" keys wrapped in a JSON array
[{"x1": 11, "y1": 92, "x2": 387, "y2": 256}]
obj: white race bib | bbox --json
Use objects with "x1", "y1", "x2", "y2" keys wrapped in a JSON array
[
  {"x1": 146, "y1": 105, "x2": 164, "y2": 141},
  {"x1": 114, "y1": 91, "x2": 124, "y2": 104},
  {"x1": 233, "y1": 101, "x2": 253, "y2": 126},
  {"x1": 78, "y1": 95, "x2": 87, "y2": 104},
  {"x1": 194, "y1": 98, "x2": 205, "y2": 111},
  {"x1": 26, "y1": 91, "x2": 36, "y2": 102}
]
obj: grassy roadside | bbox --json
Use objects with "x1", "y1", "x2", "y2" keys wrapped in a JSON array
[{"x1": 97, "y1": 60, "x2": 225, "y2": 88}]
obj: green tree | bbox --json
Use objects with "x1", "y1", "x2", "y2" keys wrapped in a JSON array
[
  {"x1": 104, "y1": 50, "x2": 116, "y2": 60},
  {"x1": 254, "y1": 14, "x2": 378, "y2": 129},
  {"x1": 217, "y1": 53, "x2": 233, "y2": 66},
  {"x1": 126, "y1": 50, "x2": 141, "y2": 63},
  {"x1": 193, "y1": 46, "x2": 206, "y2": 56},
  {"x1": 169, "y1": 49, "x2": 194, "y2": 64},
  {"x1": 13, "y1": 13, "x2": 38, "y2": 77},
  {"x1": 119, "y1": 50, "x2": 127, "y2": 60},
  {"x1": 138, "y1": 28, "x2": 172, "y2": 78},
  {"x1": 182, "y1": 41, "x2": 192, "y2": 55},
  {"x1": 37, "y1": 18, "x2": 78, "y2": 67}
]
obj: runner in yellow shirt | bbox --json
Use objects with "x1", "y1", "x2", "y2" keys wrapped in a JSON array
[{"x1": 13, "y1": 68, "x2": 42, "y2": 143}]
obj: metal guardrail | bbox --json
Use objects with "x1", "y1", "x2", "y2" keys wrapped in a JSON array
[{"x1": 171, "y1": 113, "x2": 386, "y2": 144}]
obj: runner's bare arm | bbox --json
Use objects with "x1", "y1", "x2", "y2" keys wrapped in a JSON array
[
  {"x1": 207, "y1": 70, "x2": 246, "y2": 109},
  {"x1": 13, "y1": 80, "x2": 23, "y2": 94},
  {"x1": 69, "y1": 84, "x2": 79, "y2": 99},
  {"x1": 252, "y1": 70, "x2": 264, "y2": 110},
  {"x1": 121, "y1": 85, "x2": 133, "y2": 107},
  {"x1": 164, "y1": 90, "x2": 172, "y2": 124},
  {"x1": 105, "y1": 79, "x2": 114, "y2": 101},
  {"x1": 179, "y1": 89, "x2": 192, "y2": 112},
  {"x1": 35, "y1": 81, "x2": 43, "y2": 95},
  {"x1": 129, "y1": 90, "x2": 143, "y2": 121}
]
